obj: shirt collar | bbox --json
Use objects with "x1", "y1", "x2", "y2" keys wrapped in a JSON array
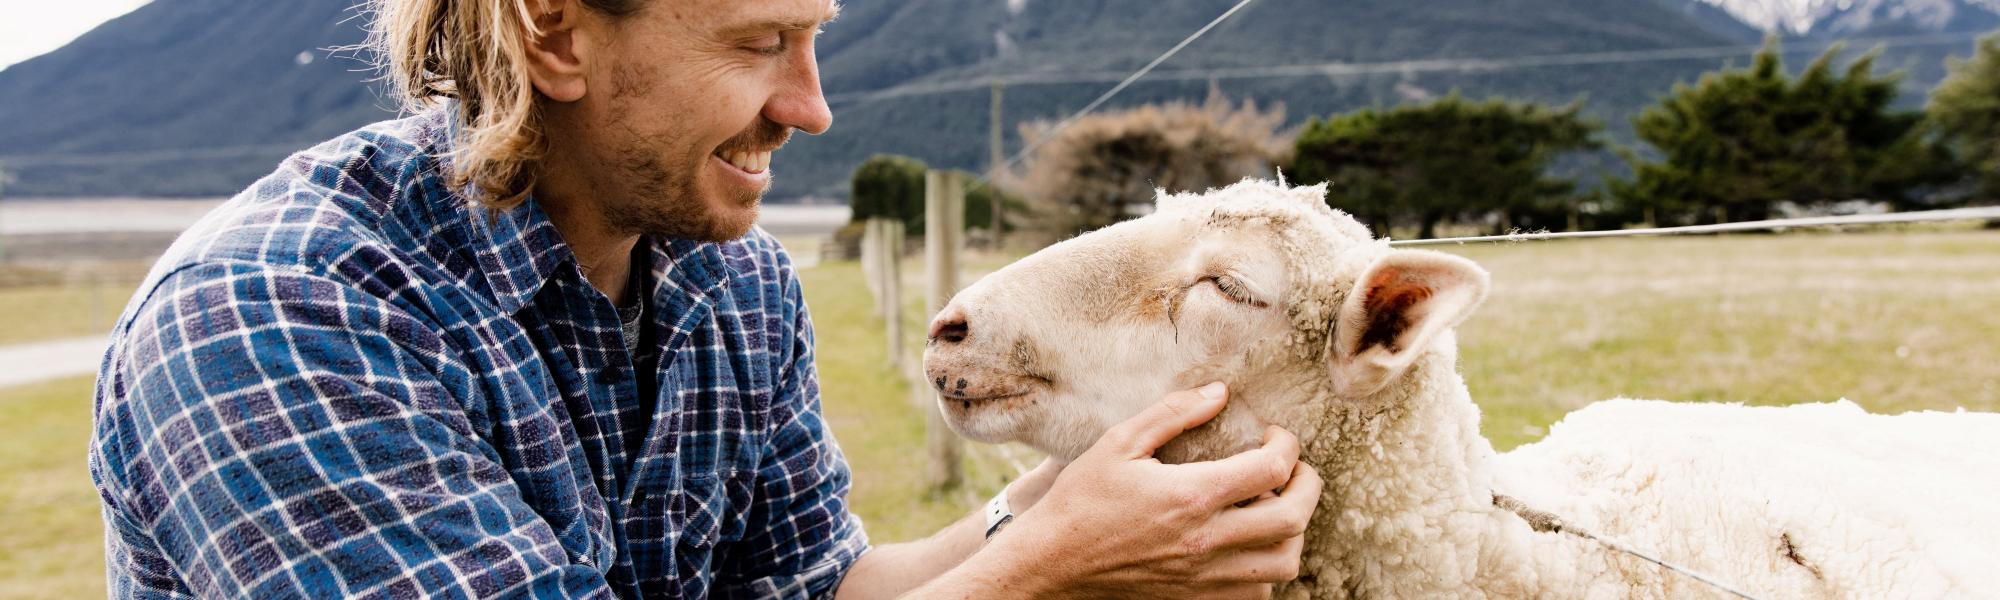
[
  {"x1": 427, "y1": 102, "x2": 735, "y2": 315},
  {"x1": 466, "y1": 194, "x2": 574, "y2": 314},
  {"x1": 422, "y1": 101, "x2": 577, "y2": 313}
]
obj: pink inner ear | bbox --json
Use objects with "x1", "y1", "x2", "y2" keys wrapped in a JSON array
[{"x1": 1358, "y1": 268, "x2": 1435, "y2": 354}]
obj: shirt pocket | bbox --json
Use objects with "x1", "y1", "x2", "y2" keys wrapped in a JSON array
[{"x1": 672, "y1": 470, "x2": 752, "y2": 551}]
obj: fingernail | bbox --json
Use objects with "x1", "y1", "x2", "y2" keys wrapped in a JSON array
[{"x1": 1198, "y1": 381, "x2": 1227, "y2": 400}]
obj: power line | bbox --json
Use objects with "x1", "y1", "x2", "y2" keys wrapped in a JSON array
[
  {"x1": 1387, "y1": 206, "x2": 2000, "y2": 247},
  {"x1": 972, "y1": 0, "x2": 1260, "y2": 188},
  {"x1": 825, "y1": 30, "x2": 1987, "y2": 107}
]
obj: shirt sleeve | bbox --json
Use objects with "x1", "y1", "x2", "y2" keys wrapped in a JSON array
[
  {"x1": 91, "y1": 262, "x2": 613, "y2": 599},
  {"x1": 709, "y1": 248, "x2": 870, "y2": 599}
]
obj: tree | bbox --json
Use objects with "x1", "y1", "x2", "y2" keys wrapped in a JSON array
[
  {"x1": 1290, "y1": 95, "x2": 1600, "y2": 239},
  {"x1": 1926, "y1": 33, "x2": 2000, "y2": 206},
  {"x1": 960, "y1": 175, "x2": 1020, "y2": 234},
  {"x1": 846, "y1": 156, "x2": 1021, "y2": 238},
  {"x1": 1012, "y1": 90, "x2": 1290, "y2": 236},
  {"x1": 849, "y1": 154, "x2": 927, "y2": 235},
  {"x1": 1614, "y1": 40, "x2": 1945, "y2": 223}
]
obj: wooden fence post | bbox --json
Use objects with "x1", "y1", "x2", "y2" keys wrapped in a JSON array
[
  {"x1": 921, "y1": 169, "x2": 966, "y2": 491},
  {"x1": 861, "y1": 218, "x2": 883, "y2": 311},
  {"x1": 880, "y1": 219, "x2": 903, "y2": 369}
]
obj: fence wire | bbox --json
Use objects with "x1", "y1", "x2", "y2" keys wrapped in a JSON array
[{"x1": 1387, "y1": 206, "x2": 2000, "y2": 247}]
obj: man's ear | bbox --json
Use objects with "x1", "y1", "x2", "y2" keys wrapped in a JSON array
[
  {"x1": 523, "y1": 0, "x2": 589, "y2": 103},
  {"x1": 1328, "y1": 249, "x2": 1489, "y2": 398}
]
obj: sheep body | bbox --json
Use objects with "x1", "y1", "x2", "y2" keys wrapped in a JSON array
[
  {"x1": 1491, "y1": 398, "x2": 2000, "y2": 598},
  {"x1": 927, "y1": 179, "x2": 2000, "y2": 599}
]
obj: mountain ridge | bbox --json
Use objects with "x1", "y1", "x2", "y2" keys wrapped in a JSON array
[{"x1": 0, "y1": 0, "x2": 1987, "y2": 199}]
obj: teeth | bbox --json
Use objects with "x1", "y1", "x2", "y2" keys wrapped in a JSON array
[{"x1": 720, "y1": 150, "x2": 772, "y2": 173}]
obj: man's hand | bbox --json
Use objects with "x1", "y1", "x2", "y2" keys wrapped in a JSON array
[{"x1": 987, "y1": 382, "x2": 1322, "y2": 599}]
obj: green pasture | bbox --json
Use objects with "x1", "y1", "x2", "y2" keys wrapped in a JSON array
[{"x1": 2, "y1": 229, "x2": 1995, "y2": 596}]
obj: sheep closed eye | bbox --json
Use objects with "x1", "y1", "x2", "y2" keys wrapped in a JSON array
[{"x1": 1205, "y1": 275, "x2": 1269, "y2": 308}]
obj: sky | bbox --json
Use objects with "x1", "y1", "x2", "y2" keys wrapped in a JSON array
[{"x1": 0, "y1": 0, "x2": 153, "y2": 71}]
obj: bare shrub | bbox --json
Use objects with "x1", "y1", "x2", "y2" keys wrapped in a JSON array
[{"x1": 1008, "y1": 90, "x2": 1290, "y2": 240}]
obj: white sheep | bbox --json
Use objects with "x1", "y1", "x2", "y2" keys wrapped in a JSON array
[{"x1": 921, "y1": 178, "x2": 2000, "y2": 599}]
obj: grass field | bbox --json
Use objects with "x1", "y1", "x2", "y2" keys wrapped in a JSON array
[
  {"x1": 3, "y1": 229, "x2": 1996, "y2": 595},
  {"x1": 1440, "y1": 229, "x2": 2000, "y2": 449},
  {"x1": 0, "y1": 282, "x2": 133, "y2": 346},
  {"x1": 0, "y1": 376, "x2": 104, "y2": 599}
]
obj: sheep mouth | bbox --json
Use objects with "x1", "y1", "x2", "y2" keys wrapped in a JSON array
[{"x1": 939, "y1": 391, "x2": 1030, "y2": 403}]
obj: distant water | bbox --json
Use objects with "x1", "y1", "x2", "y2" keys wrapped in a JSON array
[{"x1": 0, "y1": 198, "x2": 849, "y2": 238}]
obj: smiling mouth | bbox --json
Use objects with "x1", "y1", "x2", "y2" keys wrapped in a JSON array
[{"x1": 715, "y1": 148, "x2": 773, "y2": 174}]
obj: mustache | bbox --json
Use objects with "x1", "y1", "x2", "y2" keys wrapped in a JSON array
[{"x1": 717, "y1": 119, "x2": 792, "y2": 154}]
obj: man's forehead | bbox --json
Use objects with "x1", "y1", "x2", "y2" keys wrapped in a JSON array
[{"x1": 706, "y1": 0, "x2": 840, "y2": 31}]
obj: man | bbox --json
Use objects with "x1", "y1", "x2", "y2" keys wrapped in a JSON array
[{"x1": 88, "y1": 0, "x2": 1322, "y2": 597}]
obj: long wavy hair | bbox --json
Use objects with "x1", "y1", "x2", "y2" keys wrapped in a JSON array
[{"x1": 368, "y1": 0, "x2": 642, "y2": 209}]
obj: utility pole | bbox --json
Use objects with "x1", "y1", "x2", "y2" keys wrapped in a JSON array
[
  {"x1": 922, "y1": 169, "x2": 967, "y2": 492},
  {"x1": 988, "y1": 81, "x2": 1005, "y2": 250}
]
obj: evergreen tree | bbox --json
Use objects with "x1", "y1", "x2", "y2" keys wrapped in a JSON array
[
  {"x1": 849, "y1": 154, "x2": 927, "y2": 235},
  {"x1": 847, "y1": 156, "x2": 1019, "y2": 236},
  {"x1": 1290, "y1": 95, "x2": 1599, "y2": 239},
  {"x1": 1614, "y1": 41, "x2": 1943, "y2": 223},
  {"x1": 1926, "y1": 33, "x2": 2000, "y2": 205}
]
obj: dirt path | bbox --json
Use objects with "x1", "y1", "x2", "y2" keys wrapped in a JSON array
[{"x1": 0, "y1": 336, "x2": 105, "y2": 390}]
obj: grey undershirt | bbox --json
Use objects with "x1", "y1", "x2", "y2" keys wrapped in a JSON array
[{"x1": 616, "y1": 296, "x2": 643, "y2": 355}]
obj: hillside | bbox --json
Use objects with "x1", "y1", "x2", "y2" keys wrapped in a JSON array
[
  {"x1": 0, "y1": 0, "x2": 1988, "y2": 199},
  {"x1": 0, "y1": 0, "x2": 385, "y2": 197}
]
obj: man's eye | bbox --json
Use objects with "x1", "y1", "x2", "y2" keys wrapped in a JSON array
[{"x1": 746, "y1": 34, "x2": 785, "y2": 55}]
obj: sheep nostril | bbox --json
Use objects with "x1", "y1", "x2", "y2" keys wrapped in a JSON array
[{"x1": 929, "y1": 314, "x2": 970, "y2": 344}]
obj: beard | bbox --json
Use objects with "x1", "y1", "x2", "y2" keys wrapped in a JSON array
[{"x1": 603, "y1": 117, "x2": 792, "y2": 243}]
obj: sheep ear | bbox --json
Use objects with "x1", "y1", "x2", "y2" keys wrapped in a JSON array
[{"x1": 1328, "y1": 250, "x2": 1489, "y2": 398}]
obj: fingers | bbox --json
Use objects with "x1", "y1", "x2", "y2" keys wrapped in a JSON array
[
  {"x1": 1208, "y1": 461, "x2": 1321, "y2": 547},
  {"x1": 1203, "y1": 535, "x2": 1306, "y2": 585},
  {"x1": 1097, "y1": 382, "x2": 1230, "y2": 460},
  {"x1": 1178, "y1": 425, "x2": 1303, "y2": 506}
]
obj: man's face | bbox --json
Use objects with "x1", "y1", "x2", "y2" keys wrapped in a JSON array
[{"x1": 551, "y1": 0, "x2": 836, "y2": 241}]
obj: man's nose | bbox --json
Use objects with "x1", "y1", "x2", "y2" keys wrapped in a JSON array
[
  {"x1": 766, "y1": 46, "x2": 832, "y2": 135},
  {"x1": 928, "y1": 305, "x2": 970, "y2": 345}
]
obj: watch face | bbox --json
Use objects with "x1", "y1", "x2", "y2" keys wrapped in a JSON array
[{"x1": 985, "y1": 514, "x2": 1015, "y2": 539}]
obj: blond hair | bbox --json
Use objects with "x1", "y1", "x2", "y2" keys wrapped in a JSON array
[{"x1": 369, "y1": 0, "x2": 641, "y2": 209}]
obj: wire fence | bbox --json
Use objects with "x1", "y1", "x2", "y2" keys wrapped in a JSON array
[{"x1": 1388, "y1": 206, "x2": 2000, "y2": 247}]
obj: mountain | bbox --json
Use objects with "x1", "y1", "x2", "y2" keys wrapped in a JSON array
[
  {"x1": 1681, "y1": 0, "x2": 1999, "y2": 103},
  {"x1": 1694, "y1": 0, "x2": 2000, "y2": 35},
  {"x1": 0, "y1": 0, "x2": 386, "y2": 197},
  {"x1": 0, "y1": 0, "x2": 1988, "y2": 199}
]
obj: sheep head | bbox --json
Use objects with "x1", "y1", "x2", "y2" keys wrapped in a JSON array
[{"x1": 922, "y1": 179, "x2": 1489, "y2": 463}]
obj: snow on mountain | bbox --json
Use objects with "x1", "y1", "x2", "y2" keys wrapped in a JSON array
[{"x1": 1694, "y1": 0, "x2": 2000, "y2": 34}]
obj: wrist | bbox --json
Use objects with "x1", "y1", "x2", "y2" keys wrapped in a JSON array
[
  {"x1": 968, "y1": 519, "x2": 1065, "y2": 599},
  {"x1": 1007, "y1": 458, "x2": 1063, "y2": 512}
]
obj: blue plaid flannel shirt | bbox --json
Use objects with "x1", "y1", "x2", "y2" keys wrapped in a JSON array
[{"x1": 88, "y1": 108, "x2": 869, "y2": 599}]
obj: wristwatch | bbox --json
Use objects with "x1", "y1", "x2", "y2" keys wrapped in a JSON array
[{"x1": 983, "y1": 486, "x2": 1015, "y2": 539}]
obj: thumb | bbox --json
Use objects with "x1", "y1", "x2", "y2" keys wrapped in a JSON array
[{"x1": 1097, "y1": 382, "x2": 1230, "y2": 460}]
